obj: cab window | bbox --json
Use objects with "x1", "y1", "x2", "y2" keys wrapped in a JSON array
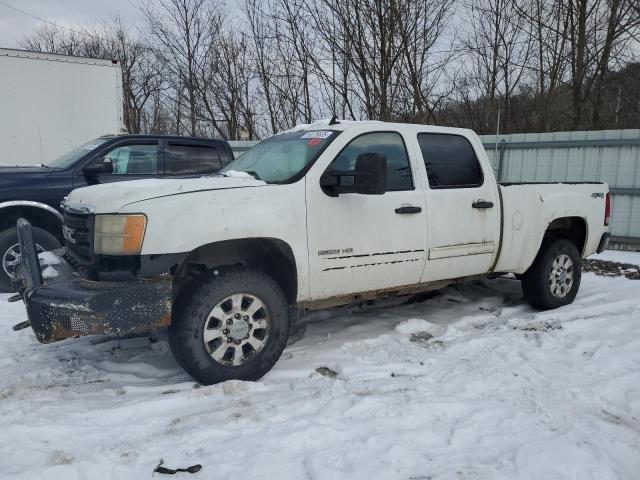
[
  {"x1": 329, "y1": 132, "x2": 413, "y2": 191},
  {"x1": 417, "y1": 133, "x2": 483, "y2": 188},
  {"x1": 103, "y1": 144, "x2": 158, "y2": 175}
]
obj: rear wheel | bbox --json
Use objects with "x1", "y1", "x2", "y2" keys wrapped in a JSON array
[
  {"x1": 0, "y1": 226, "x2": 60, "y2": 293},
  {"x1": 169, "y1": 267, "x2": 291, "y2": 385},
  {"x1": 521, "y1": 239, "x2": 582, "y2": 310}
]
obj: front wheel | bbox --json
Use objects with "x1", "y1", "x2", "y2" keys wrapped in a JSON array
[
  {"x1": 169, "y1": 268, "x2": 291, "y2": 385},
  {"x1": 0, "y1": 226, "x2": 61, "y2": 293},
  {"x1": 521, "y1": 239, "x2": 582, "y2": 310}
]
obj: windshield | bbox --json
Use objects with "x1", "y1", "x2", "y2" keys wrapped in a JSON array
[
  {"x1": 46, "y1": 137, "x2": 110, "y2": 169},
  {"x1": 220, "y1": 130, "x2": 339, "y2": 183}
]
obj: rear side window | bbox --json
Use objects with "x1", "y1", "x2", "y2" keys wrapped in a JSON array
[
  {"x1": 198, "y1": 146, "x2": 223, "y2": 174},
  {"x1": 417, "y1": 133, "x2": 483, "y2": 188},
  {"x1": 166, "y1": 144, "x2": 223, "y2": 175}
]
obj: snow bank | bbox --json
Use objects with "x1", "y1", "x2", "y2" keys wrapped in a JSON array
[
  {"x1": 38, "y1": 251, "x2": 62, "y2": 266},
  {"x1": 221, "y1": 170, "x2": 266, "y2": 184},
  {"x1": 395, "y1": 318, "x2": 448, "y2": 338},
  {"x1": 1, "y1": 254, "x2": 640, "y2": 479},
  {"x1": 589, "y1": 249, "x2": 640, "y2": 265},
  {"x1": 41, "y1": 266, "x2": 58, "y2": 280}
]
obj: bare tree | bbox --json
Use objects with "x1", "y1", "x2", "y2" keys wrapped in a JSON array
[
  {"x1": 394, "y1": 0, "x2": 456, "y2": 123},
  {"x1": 141, "y1": 0, "x2": 222, "y2": 136},
  {"x1": 465, "y1": 0, "x2": 532, "y2": 132}
]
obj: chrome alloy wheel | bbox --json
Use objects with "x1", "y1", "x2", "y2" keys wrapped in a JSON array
[
  {"x1": 549, "y1": 253, "x2": 574, "y2": 298},
  {"x1": 2, "y1": 243, "x2": 45, "y2": 279},
  {"x1": 203, "y1": 293, "x2": 271, "y2": 366}
]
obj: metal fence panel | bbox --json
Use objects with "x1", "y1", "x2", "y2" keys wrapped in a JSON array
[{"x1": 481, "y1": 129, "x2": 640, "y2": 245}]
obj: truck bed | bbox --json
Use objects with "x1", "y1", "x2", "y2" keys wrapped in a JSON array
[{"x1": 494, "y1": 182, "x2": 609, "y2": 274}]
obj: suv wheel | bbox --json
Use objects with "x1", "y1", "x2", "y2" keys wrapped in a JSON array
[
  {"x1": 0, "y1": 226, "x2": 60, "y2": 293},
  {"x1": 169, "y1": 267, "x2": 291, "y2": 385},
  {"x1": 521, "y1": 238, "x2": 582, "y2": 310}
]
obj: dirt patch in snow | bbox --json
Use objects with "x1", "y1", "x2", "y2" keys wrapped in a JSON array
[
  {"x1": 582, "y1": 259, "x2": 639, "y2": 280},
  {"x1": 315, "y1": 366, "x2": 338, "y2": 378}
]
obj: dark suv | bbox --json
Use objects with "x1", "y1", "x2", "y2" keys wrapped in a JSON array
[{"x1": 0, "y1": 134, "x2": 234, "y2": 291}]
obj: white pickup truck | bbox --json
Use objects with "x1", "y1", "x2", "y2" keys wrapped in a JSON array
[{"x1": 13, "y1": 120, "x2": 611, "y2": 385}]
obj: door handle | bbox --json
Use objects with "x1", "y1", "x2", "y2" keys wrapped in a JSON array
[
  {"x1": 472, "y1": 200, "x2": 494, "y2": 209},
  {"x1": 395, "y1": 206, "x2": 422, "y2": 214}
]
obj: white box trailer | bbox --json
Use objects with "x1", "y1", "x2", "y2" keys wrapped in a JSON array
[{"x1": 0, "y1": 48, "x2": 123, "y2": 166}]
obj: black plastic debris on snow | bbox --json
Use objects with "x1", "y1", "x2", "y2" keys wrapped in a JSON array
[{"x1": 154, "y1": 459, "x2": 202, "y2": 475}]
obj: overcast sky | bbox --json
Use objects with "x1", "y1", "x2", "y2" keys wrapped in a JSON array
[{"x1": 0, "y1": 0, "x2": 142, "y2": 48}]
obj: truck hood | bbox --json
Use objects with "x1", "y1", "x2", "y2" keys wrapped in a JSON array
[{"x1": 66, "y1": 175, "x2": 268, "y2": 213}]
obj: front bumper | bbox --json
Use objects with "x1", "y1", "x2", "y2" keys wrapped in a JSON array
[{"x1": 13, "y1": 219, "x2": 172, "y2": 343}]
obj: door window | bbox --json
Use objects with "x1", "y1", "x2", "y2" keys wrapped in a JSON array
[
  {"x1": 328, "y1": 132, "x2": 413, "y2": 191},
  {"x1": 166, "y1": 144, "x2": 223, "y2": 175},
  {"x1": 417, "y1": 133, "x2": 483, "y2": 188},
  {"x1": 103, "y1": 144, "x2": 158, "y2": 175}
]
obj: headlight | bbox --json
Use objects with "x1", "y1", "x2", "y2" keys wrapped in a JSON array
[{"x1": 94, "y1": 214, "x2": 146, "y2": 255}]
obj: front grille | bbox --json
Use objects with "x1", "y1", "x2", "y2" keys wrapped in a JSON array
[{"x1": 62, "y1": 210, "x2": 94, "y2": 266}]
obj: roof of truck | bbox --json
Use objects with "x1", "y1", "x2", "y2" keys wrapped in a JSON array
[{"x1": 280, "y1": 119, "x2": 476, "y2": 137}]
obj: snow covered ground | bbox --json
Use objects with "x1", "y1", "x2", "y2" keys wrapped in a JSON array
[
  {"x1": 1, "y1": 252, "x2": 639, "y2": 480},
  {"x1": 590, "y1": 249, "x2": 640, "y2": 265}
]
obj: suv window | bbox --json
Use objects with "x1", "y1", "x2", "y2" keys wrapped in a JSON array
[
  {"x1": 103, "y1": 144, "x2": 158, "y2": 175},
  {"x1": 166, "y1": 144, "x2": 223, "y2": 175},
  {"x1": 417, "y1": 133, "x2": 483, "y2": 188},
  {"x1": 329, "y1": 132, "x2": 413, "y2": 191},
  {"x1": 198, "y1": 146, "x2": 223, "y2": 174}
]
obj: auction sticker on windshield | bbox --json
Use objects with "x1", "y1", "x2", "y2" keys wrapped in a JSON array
[{"x1": 300, "y1": 131, "x2": 333, "y2": 139}]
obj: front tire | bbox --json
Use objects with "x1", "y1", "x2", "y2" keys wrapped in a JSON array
[
  {"x1": 0, "y1": 226, "x2": 60, "y2": 293},
  {"x1": 521, "y1": 239, "x2": 582, "y2": 310},
  {"x1": 169, "y1": 267, "x2": 291, "y2": 385}
]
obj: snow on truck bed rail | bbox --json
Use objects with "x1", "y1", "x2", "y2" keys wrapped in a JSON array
[{"x1": 1, "y1": 252, "x2": 639, "y2": 479}]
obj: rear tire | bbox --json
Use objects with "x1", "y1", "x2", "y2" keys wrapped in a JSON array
[
  {"x1": 0, "y1": 226, "x2": 60, "y2": 293},
  {"x1": 169, "y1": 267, "x2": 291, "y2": 385},
  {"x1": 521, "y1": 239, "x2": 582, "y2": 310}
]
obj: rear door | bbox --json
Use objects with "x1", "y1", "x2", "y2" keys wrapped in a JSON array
[{"x1": 417, "y1": 131, "x2": 501, "y2": 282}]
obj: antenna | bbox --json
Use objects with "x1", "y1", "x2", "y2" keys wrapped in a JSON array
[
  {"x1": 329, "y1": 115, "x2": 339, "y2": 126},
  {"x1": 494, "y1": 108, "x2": 501, "y2": 166}
]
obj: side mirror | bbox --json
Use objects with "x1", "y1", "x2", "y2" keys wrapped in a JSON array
[
  {"x1": 321, "y1": 152, "x2": 387, "y2": 197},
  {"x1": 82, "y1": 157, "x2": 113, "y2": 184}
]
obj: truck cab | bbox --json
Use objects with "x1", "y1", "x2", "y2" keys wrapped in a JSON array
[{"x1": 12, "y1": 120, "x2": 610, "y2": 385}]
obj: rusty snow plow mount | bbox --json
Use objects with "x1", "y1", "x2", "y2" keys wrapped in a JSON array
[{"x1": 9, "y1": 219, "x2": 172, "y2": 343}]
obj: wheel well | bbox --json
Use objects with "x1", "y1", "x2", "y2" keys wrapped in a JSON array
[
  {"x1": 173, "y1": 238, "x2": 298, "y2": 305},
  {"x1": 543, "y1": 217, "x2": 587, "y2": 255},
  {"x1": 0, "y1": 206, "x2": 63, "y2": 241}
]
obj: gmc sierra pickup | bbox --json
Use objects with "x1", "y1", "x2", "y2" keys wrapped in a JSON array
[
  {"x1": 12, "y1": 120, "x2": 611, "y2": 385},
  {"x1": 0, "y1": 134, "x2": 234, "y2": 291}
]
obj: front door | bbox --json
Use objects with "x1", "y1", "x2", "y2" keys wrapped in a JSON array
[
  {"x1": 417, "y1": 131, "x2": 501, "y2": 282},
  {"x1": 74, "y1": 140, "x2": 160, "y2": 186},
  {"x1": 306, "y1": 130, "x2": 427, "y2": 300}
]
